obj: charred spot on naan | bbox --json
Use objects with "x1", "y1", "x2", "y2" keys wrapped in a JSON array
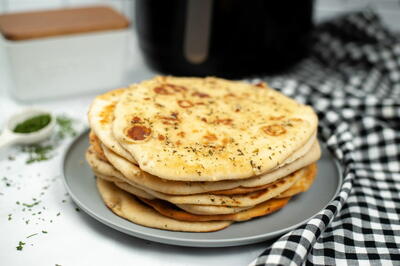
[
  {"x1": 192, "y1": 91, "x2": 210, "y2": 98},
  {"x1": 158, "y1": 112, "x2": 180, "y2": 126},
  {"x1": 261, "y1": 118, "x2": 306, "y2": 137},
  {"x1": 262, "y1": 124, "x2": 287, "y2": 136},
  {"x1": 154, "y1": 86, "x2": 173, "y2": 95},
  {"x1": 214, "y1": 118, "x2": 233, "y2": 125},
  {"x1": 131, "y1": 116, "x2": 142, "y2": 123},
  {"x1": 254, "y1": 82, "x2": 267, "y2": 88},
  {"x1": 269, "y1": 116, "x2": 285, "y2": 121},
  {"x1": 96, "y1": 89, "x2": 126, "y2": 126},
  {"x1": 98, "y1": 102, "x2": 117, "y2": 125},
  {"x1": 123, "y1": 115, "x2": 153, "y2": 143},
  {"x1": 154, "y1": 84, "x2": 188, "y2": 96},
  {"x1": 203, "y1": 132, "x2": 218, "y2": 142},
  {"x1": 125, "y1": 125, "x2": 152, "y2": 142},
  {"x1": 177, "y1": 100, "x2": 194, "y2": 108}
]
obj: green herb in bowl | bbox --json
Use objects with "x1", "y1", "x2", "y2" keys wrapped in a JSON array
[{"x1": 13, "y1": 114, "x2": 51, "y2": 134}]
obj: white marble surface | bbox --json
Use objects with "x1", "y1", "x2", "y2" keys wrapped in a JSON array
[{"x1": 0, "y1": 26, "x2": 273, "y2": 266}]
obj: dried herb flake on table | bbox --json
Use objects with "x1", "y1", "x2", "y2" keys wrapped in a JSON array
[{"x1": 16, "y1": 115, "x2": 78, "y2": 164}]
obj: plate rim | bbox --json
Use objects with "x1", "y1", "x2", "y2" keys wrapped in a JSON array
[{"x1": 61, "y1": 129, "x2": 343, "y2": 247}]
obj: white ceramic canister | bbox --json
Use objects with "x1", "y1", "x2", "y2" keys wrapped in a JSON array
[{"x1": 0, "y1": 6, "x2": 131, "y2": 101}]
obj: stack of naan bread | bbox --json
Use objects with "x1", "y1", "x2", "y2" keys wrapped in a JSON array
[{"x1": 86, "y1": 76, "x2": 320, "y2": 232}]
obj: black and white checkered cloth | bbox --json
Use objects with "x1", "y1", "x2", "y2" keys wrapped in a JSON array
[{"x1": 250, "y1": 10, "x2": 400, "y2": 266}]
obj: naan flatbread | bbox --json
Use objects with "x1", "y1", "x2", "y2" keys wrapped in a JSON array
[
  {"x1": 113, "y1": 168, "x2": 303, "y2": 207},
  {"x1": 97, "y1": 178, "x2": 232, "y2": 232},
  {"x1": 88, "y1": 88, "x2": 137, "y2": 163},
  {"x1": 97, "y1": 166, "x2": 316, "y2": 215},
  {"x1": 277, "y1": 163, "x2": 317, "y2": 198},
  {"x1": 89, "y1": 146, "x2": 316, "y2": 207},
  {"x1": 96, "y1": 141, "x2": 321, "y2": 195},
  {"x1": 177, "y1": 204, "x2": 252, "y2": 215},
  {"x1": 86, "y1": 146, "x2": 125, "y2": 180},
  {"x1": 139, "y1": 197, "x2": 290, "y2": 222},
  {"x1": 97, "y1": 175, "x2": 254, "y2": 215},
  {"x1": 89, "y1": 131, "x2": 108, "y2": 161},
  {"x1": 112, "y1": 76, "x2": 318, "y2": 181}
]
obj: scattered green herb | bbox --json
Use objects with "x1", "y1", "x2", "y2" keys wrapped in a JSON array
[
  {"x1": 22, "y1": 201, "x2": 41, "y2": 208},
  {"x1": 13, "y1": 114, "x2": 51, "y2": 133},
  {"x1": 42, "y1": 230, "x2": 48, "y2": 234},
  {"x1": 8, "y1": 214, "x2": 12, "y2": 221},
  {"x1": 75, "y1": 208, "x2": 80, "y2": 212},
  {"x1": 16, "y1": 241, "x2": 25, "y2": 251},
  {"x1": 3, "y1": 177, "x2": 11, "y2": 187},
  {"x1": 16, "y1": 114, "x2": 77, "y2": 164},
  {"x1": 21, "y1": 145, "x2": 54, "y2": 164},
  {"x1": 26, "y1": 233, "x2": 38, "y2": 239},
  {"x1": 56, "y1": 115, "x2": 77, "y2": 139}
]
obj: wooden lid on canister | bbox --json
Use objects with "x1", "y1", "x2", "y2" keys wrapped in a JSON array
[{"x1": 0, "y1": 6, "x2": 130, "y2": 41}]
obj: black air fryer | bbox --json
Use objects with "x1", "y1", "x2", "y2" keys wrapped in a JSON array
[{"x1": 135, "y1": 0, "x2": 314, "y2": 78}]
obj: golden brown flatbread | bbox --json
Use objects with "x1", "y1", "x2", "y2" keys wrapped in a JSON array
[
  {"x1": 139, "y1": 197, "x2": 290, "y2": 222},
  {"x1": 88, "y1": 88, "x2": 137, "y2": 163},
  {"x1": 95, "y1": 173, "x2": 252, "y2": 215},
  {"x1": 94, "y1": 142, "x2": 321, "y2": 195},
  {"x1": 86, "y1": 146, "x2": 126, "y2": 180},
  {"x1": 112, "y1": 76, "x2": 318, "y2": 181},
  {"x1": 177, "y1": 204, "x2": 252, "y2": 215},
  {"x1": 277, "y1": 163, "x2": 317, "y2": 198},
  {"x1": 112, "y1": 168, "x2": 302, "y2": 207},
  {"x1": 89, "y1": 131, "x2": 108, "y2": 161},
  {"x1": 88, "y1": 76, "x2": 321, "y2": 232},
  {"x1": 96, "y1": 178, "x2": 232, "y2": 232}
]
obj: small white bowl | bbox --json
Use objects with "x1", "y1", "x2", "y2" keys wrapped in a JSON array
[{"x1": 0, "y1": 108, "x2": 55, "y2": 148}]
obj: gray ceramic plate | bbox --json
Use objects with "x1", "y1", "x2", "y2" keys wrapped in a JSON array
[{"x1": 61, "y1": 130, "x2": 342, "y2": 247}]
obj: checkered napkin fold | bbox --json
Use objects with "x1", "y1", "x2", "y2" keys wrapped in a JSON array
[{"x1": 250, "y1": 10, "x2": 400, "y2": 266}]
